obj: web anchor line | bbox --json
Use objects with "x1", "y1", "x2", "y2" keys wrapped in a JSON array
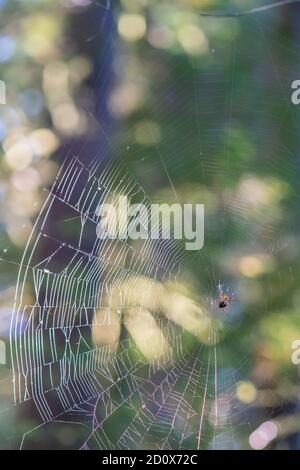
[{"x1": 197, "y1": 0, "x2": 300, "y2": 18}]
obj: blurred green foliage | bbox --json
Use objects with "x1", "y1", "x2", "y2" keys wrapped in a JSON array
[{"x1": 0, "y1": 0, "x2": 300, "y2": 450}]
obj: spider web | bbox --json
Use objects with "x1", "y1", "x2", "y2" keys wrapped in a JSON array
[
  {"x1": 0, "y1": 0, "x2": 297, "y2": 451},
  {"x1": 6, "y1": 156, "x2": 256, "y2": 450}
]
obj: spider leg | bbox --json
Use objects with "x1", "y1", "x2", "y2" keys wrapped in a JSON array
[{"x1": 217, "y1": 281, "x2": 223, "y2": 295}]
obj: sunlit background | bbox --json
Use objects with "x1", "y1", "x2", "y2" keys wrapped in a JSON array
[{"x1": 0, "y1": 0, "x2": 300, "y2": 450}]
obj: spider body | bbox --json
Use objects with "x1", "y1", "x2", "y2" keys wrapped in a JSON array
[{"x1": 216, "y1": 282, "x2": 235, "y2": 310}]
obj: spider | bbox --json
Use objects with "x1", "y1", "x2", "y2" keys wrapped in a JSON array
[{"x1": 216, "y1": 282, "x2": 235, "y2": 309}]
